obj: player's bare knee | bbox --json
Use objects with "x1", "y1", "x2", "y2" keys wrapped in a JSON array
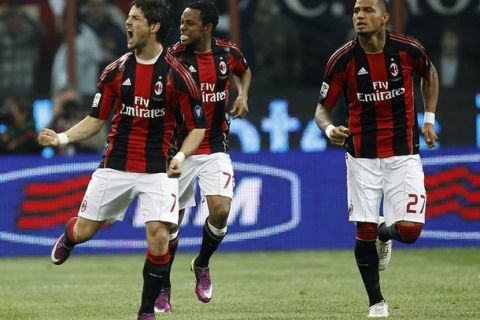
[
  {"x1": 396, "y1": 221, "x2": 423, "y2": 244},
  {"x1": 356, "y1": 222, "x2": 378, "y2": 241}
]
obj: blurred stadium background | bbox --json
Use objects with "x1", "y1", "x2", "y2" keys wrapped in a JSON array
[{"x1": 0, "y1": 1, "x2": 479, "y2": 319}]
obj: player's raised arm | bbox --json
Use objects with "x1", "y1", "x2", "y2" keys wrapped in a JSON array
[{"x1": 38, "y1": 116, "x2": 105, "y2": 147}]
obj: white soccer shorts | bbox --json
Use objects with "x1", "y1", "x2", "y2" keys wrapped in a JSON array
[
  {"x1": 78, "y1": 168, "x2": 179, "y2": 225},
  {"x1": 346, "y1": 153, "x2": 426, "y2": 226},
  {"x1": 178, "y1": 152, "x2": 234, "y2": 210}
]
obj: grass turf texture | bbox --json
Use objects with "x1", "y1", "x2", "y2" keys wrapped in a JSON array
[{"x1": 0, "y1": 248, "x2": 478, "y2": 319}]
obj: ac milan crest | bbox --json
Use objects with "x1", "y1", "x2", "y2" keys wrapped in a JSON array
[
  {"x1": 154, "y1": 81, "x2": 163, "y2": 96},
  {"x1": 81, "y1": 199, "x2": 88, "y2": 212},
  {"x1": 389, "y1": 62, "x2": 399, "y2": 77},
  {"x1": 219, "y1": 61, "x2": 227, "y2": 75}
]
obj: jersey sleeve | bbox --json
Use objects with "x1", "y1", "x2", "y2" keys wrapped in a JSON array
[
  {"x1": 318, "y1": 54, "x2": 345, "y2": 109},
  {"x1": 228, "y1": 46, "x2": 249, "y2": 76},
  {"x1": 407, "y1": 38, "x2": 432, "y2": 80},
  {"x1": 89, "y1": 66, "x2": 121, "y2": 120},
  {"x1": 167, "y1": 66, "x2": 207, "y2": 131}
]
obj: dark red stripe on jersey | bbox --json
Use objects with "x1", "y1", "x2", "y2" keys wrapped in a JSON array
[
  {"x1": 324, "y1": 39, "x2": 356, "y2": 77},
  {"x1": 353, "y1": 46, "x2": 377, "y2": 158}
]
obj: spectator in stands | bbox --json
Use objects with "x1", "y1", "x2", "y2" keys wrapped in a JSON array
[
  {"x1": 249, "y1": 0, "x2": 301, "y2": 87},
  {"x1": 432, "y1": 28, "x2": 478, "y2": 89},
  {"x1": 0, "y1": 5, "x2": 45, "y2": 101},
  {"x1": 0, "y1": 96, "x2": 41, "y2": 154},
  {"x1": 81, "y1": 0, "x2": 127, "y2": 71},
  {"x1": 50, "y1": 5, "x2": 102, "y2": 106}
]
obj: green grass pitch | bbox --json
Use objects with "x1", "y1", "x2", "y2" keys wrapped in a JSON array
[{"x1": 0, "y1": 248, "x2": 479, "y2": 319}]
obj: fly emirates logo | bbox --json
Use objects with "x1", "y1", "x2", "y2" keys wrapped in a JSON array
[
  {"x1": 201, "y1": 83, "x2": 226, "y2": 103},
  {"x1": 357, "y1": 81, "x2": 405, "y2": 103},
  {"x1": 120, "y1": 96, "x2": 165, "y2": 118}
]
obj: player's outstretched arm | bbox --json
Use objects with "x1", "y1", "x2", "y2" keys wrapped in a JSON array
[
  {"x1": 38, "y1": 116, "x2": 105, "y2": 147},
  {"x1": 168, "y1": 128, "x2": 206, "y2": 178},
  {"x1": 230, "y1": 68, "x2": 251, "y2": 119},
  {"x1": 315, "y1": 103, "x2": 350, "y2": 146},
  {"x1": 421, "y1": 64, "x2": 439, "y2": 148}
]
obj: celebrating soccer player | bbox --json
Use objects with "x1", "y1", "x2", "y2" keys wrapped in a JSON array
[
  {"x1": 153, "y1": 0, "x2": 251, "y2": 313},
  {"x1": 314, "y1": 0, "x2": 439, "y2": 317},
  {"x1": 38, "y1": 1, "x2": 206, "y2": 319}
]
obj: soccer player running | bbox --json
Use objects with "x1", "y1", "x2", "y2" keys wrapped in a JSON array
[
  {"x1": 38, "y1": 1, "x2": 206, "y2": 319},
  {"x1": 154, "y1": 0, "x2": 251, "y2": 313},
  {"x1": 314, "y1": 0, "x2": 438, "y2": 317}
]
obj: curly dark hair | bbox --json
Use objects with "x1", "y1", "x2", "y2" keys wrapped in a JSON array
[
  {"x1": 186, "y1": 0, "x2": 219, "y2": 30},
  {"x1": 130, "y1": 0, "x2": 172, "y2": 43}
]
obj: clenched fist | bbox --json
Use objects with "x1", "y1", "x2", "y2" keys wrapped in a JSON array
[{"x1": 38, "y1": 128, "x2": 60, "y2": 146}]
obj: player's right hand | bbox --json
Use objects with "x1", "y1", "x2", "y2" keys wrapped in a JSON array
[
  {"x1": 422, "y1": 123, "x2": 438, "y2": 148},
  {"x1": 167, "y1": 159, "x2": 182, "y2": 178},
  {"x1": 330, "y1": 125, "x2": 350, "y2": 146},
  {"x1": 37, "y1": 128, "x2": 60, "y2": 146}
]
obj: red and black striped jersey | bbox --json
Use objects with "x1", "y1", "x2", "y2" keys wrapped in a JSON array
[
  {"x1": 168, "y1": 37, "x2": 249, "y2": 154},
  {"x1": 319, "y1": 31, "x2": 432, "y2": 159},
  {"x1": 89, "y1": 50, "x2": 206, "y2": 173}
]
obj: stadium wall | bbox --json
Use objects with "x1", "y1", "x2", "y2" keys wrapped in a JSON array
[{"x1": 1, "y1": 147, "x2": 479, "y2": 257}]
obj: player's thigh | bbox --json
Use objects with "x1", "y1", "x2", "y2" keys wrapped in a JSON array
[
  {"x1": 346, "y1": 153, "x2": 383, "y2": 223},
  {"x1": 79, "y1": 168, "x2": 135, "y2": 223},
  {"x1": 178, "y1": 157, "x2": 198, "y2": 210},
  {"x1": 137, "y1": 172, "x2": 179, "y2": 225},
  {"x1": 197, "y1": 153, "x2": 234, "y2": 199},
  {"x1": 383, "y1": 155, "x2": 426, "y2": 225}
]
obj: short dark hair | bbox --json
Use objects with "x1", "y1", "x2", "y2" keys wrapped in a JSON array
[
  {"x1": 377, "y1": 0, "x2": 389, "y2": 13},
  {"x1": 186, "y1": 0, "x2": 219, "y2": 30},
  {"x1": 130, "y1": 0, "x2": 172, "y2": 43}
]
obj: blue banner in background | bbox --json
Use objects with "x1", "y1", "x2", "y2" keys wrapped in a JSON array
[{"x1": 1, "y1": 148, "x2": 479, "y2": 257}]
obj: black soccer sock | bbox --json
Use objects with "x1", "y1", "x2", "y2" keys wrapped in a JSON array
[
  {"x1": 378, "y1": 223, "x2": 422, "y2": 244},
  {"x1": 138, "y1": 252, "x2": 170, "y2": 315},
  {"x1": 355, "y1": 239, "x2": 384, "y2": 306},
  {"x1": 378, "y1": 223, "x2": 402, "y2": 242},
  {"x1": 196, "y1": 219, "x2": 225, "y2": 268},
  {"x1": 164, "y1": 236, "x2": 179, "y2": 289}
]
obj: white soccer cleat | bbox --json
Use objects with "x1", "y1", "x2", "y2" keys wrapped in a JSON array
[
  {"x1": 376, "y1": 216, "x2": 392, "y2": 271},
  {"x1": 368, "y1": 300, "x2": 389, "y2": 317}
]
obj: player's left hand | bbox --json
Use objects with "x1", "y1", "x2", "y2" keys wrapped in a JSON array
[
  {"x1": 422, "y1": 123, "x2": 438, "y2": 148},
  {"x1": 230, "y1": 96, "x2": 248, "y2": 119},
  {"x1": 167, "y1": 159, "x2": 182, "y2": 178}
]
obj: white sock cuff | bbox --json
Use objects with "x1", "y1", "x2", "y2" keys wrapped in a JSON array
[
  {"x1": 169, "y1": 230, "x2": 179, "y2": 241},
  {"x1": 207, "y1": 221, "x2": 227, "y2": 237}
]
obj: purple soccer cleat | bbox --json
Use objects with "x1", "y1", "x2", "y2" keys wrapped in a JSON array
[
  {"x1": 50, "y1": 233, "x2": 73, "y2": 265},
  {"x1": 154, "y1": 288, "x2": 172, "y2": 313},
  {"x1": 137, "y1": 313, "x2": 156, "y2": 320},
  {"x1": 190, "y1": 258, "x2": 212, "y2": 303}
]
